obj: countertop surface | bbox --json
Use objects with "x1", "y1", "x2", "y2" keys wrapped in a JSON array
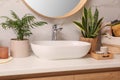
[{"x1": 0, "y1": 54, "x2": 120, "y2": 77}]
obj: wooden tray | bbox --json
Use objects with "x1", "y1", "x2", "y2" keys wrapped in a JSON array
[{"x1": 91, "y1": 52, "x2": 113, "y2": 60}]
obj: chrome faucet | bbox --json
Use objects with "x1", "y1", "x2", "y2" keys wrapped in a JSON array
[{"x1": 52, "y1": 24, "x2": 63, "y2": 40}]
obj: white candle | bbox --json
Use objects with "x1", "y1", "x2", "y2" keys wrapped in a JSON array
[
  {"x1": 96, "y1": 51, "x2": 104, "y2": 54},
  {"x1": 100, "y1": 46, "x2": 108, "y2": 54}
]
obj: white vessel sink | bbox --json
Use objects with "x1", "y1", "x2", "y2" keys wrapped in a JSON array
[{"x1": 31, "y1": 41, "x2": 91, "y2": 60}]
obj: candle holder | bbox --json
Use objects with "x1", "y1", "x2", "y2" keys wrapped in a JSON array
[{"x1": 0, "y1": 47, "x2": 9, "y2": 59}]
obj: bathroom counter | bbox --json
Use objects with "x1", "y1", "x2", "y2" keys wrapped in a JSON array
[{"x1": 0, "y1": 54, "x2": 120, "y2": 79}]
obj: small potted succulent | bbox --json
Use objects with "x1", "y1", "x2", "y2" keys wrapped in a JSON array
[
  {"x1": 0, "y1": 11, "x2": 47, "y2": 58},
  {"x1": 105, "y1": 20, "x2": 120, "y2": 37},
  {"x1": 73, "y1": 7, "x2": 103, "y2": 53}
]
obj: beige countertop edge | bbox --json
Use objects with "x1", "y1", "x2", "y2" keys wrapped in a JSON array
[
  {"x1": 0, "y1": 54, "x2": 120, "y2": 79},
  {"x1": 0, "y1": 67, "x2": 120, "y2": 80}
]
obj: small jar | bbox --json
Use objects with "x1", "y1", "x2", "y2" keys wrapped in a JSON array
[
  {"x1": 0, "y1": 47, "x2": 9, "y2": 59},
  {"x1": 100, "y1": 46, "x2": 108, "y2": 54}
]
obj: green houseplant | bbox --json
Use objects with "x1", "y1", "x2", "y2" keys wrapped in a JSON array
[
  {"x1": 0, "y1": 11, "x2": 47, "y2": 57},
  {"x1": 73, "y1": 7, "x2": 103, "y2": 53},
  {"x1": 105, "y1": 20, "x2": 120, "y2": 37}
]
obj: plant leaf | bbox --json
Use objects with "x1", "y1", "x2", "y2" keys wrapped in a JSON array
[
  {"x1": 10, "y1": 10, "x2": 20, "y2": 20},
  {"x1": 31, "y1": 21, "x2": 47, "y2": 27},
  {"x1": 94, "y1": 8, "x2": 98, "y2": 27},
  {"x1": 73, "y1": 21, "x2": 85, "y2": 32},
  {"x1": 84, "y1": 7, "x2": 87, "y2": 20}
]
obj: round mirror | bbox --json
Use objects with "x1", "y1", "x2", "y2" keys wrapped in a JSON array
[{"x1": 23, "y1": 0, "x2": 87, "y2": 18}]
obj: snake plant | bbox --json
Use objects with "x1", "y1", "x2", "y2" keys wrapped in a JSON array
[
  {"x1": 73, "y1": 7, "x2": 103, "y2": 38},
  {"x1": 0, "y1": 10, "x2": 47, "y2": 40}
]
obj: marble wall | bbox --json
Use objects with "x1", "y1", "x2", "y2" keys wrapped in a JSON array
[{"x1": 0, "y1": 0, "x2": 120, "y2": 47}]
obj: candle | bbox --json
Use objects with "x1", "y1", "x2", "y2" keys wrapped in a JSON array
[
  {"x1": 96, "y1": 51, "x2": 104, "y2": 54},
  {"x1": 100, "y1": 46, "x2": 108, "y2": 54},
  {"x1": 0, "y1": 47, "x2": 9, "y2": 59}
]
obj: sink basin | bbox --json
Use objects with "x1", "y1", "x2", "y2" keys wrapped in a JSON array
[{"x1": 31, "y1": 41, "x2": 91, "y2": 60}]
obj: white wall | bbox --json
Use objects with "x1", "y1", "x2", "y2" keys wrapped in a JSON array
[{"x1": 0, "y1": 0, "x2": 120, "y2": 47}]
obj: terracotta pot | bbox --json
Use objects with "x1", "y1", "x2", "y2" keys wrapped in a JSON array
[
  {"x1": 80, "y1": 37, "x2": 98, "y2": 53},
  {"x1": 10, "y1": 39, "x2": 30, "y2": 58},
  {"x1": 0, "y1": 47, "x2": 9, "y2": 59}
]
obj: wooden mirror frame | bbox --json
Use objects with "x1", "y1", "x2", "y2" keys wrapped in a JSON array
[{"x1": 23, "y1": 0, "x2": 87, "y2": 19}]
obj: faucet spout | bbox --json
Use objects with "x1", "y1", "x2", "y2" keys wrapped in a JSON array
[{"x1": 52, "y1": 24, "x2": 63, "y2": 40}]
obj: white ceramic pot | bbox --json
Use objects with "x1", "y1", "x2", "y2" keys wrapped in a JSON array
[{"x1": 10, "y1": 39, "x2": 30, "y2": 58}]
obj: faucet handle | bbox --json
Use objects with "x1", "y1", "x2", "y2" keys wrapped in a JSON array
[
  {"x1": 53, "y1": 24, "x2": 57, "y2": 29},
  {"x1": 59, "y1": 27, "x2": 63, "y2": 31},
  {"x1": 52, "y1": 24, "x2": 63, "y2": 30}
]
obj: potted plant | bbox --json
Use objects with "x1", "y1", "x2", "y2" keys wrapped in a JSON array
[
  {"x1": 73, "y1": 7, "x2": 103, "y2": 53},
  {"x1": 0, "y1": 11, "x2": 47, "y2": 58},
  {"x1": 105, "y1": 20, "x2": 120, "y2": 37}
]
